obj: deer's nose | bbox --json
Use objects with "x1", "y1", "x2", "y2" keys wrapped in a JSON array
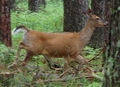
[{"x1": 104, "y1": 21, "x2": 109, "y2": 26}]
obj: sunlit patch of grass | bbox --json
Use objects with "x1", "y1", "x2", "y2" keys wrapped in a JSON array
[{"x1": 11, "y1": 0, "x2": 63, "y2": 33}]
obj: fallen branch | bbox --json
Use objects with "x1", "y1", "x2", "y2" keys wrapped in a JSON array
[
  {"x1": 57, "y1": 69, "x2": 70, "y2": 78},
  {"x1": 36, "y1": 76, "x2": 94, "y2": 84},
  {"x1": 36, "y1": 72, "x2": 105, "y2": 84},
  {"x1": 70, "y1": 65, "x2": 80, "y2": 71}
]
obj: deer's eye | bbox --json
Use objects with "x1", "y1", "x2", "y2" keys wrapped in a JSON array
[{"x1": 96, "y1": 18, "x2": 100, "y2": 20}]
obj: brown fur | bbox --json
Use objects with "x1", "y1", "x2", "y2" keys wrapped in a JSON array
[{"x1": 11, "y1": 14, "x2": 108, "y2": 70}]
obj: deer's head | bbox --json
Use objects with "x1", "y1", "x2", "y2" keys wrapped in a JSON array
[{"x1": 88, "y1": 14, "x2": 109, "y2": 28}]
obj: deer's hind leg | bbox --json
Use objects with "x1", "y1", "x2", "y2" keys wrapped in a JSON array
[
  {"x1": 21, "y1": 51, "x2": 33, "y2": 66},
  {"x1": 9, "y1": 41, "x2": 26, "y2": 68}
]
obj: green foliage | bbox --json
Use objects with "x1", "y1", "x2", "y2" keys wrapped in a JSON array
[
  {"x1": 11, "y1": 0, "x2": 63, "y2": 33},
  {"x1": 0, "y1": 44, "x2": 15, "y2": 65},
  {"x1": 116, "y1": 40, "x2": 120, "y2": 47},
  {"x1": 88, "y1": 0, "x2": 92, "y2": 9},
  {"x1": 82, "y1": 46, "x2": 103, "y2": 73},
  {"x1": 83, "y1": 46, "x2": 100, "y2": 59},
  {"x1": 13, "y1": 73, "x2": 32, "y2": 87},
  {"x1": 88, "y1": 82, "x2": 102, "y2": 87}
]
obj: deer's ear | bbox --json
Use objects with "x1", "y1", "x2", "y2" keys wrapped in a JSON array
[
  {"x1": 88, "y1": 8, "x2": 92, "y2": 16},
  {"x1": 88, "y1": 13, "x2": 92, "y2": 17},
  {"x1": 82, "y1": 8, "x2": 92, "y2": 17},
  {"x1": 86, "y1": 13, "x2": 92, "y2": 18}
]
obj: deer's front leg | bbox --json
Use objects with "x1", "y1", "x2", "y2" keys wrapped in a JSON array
[
  {"x1": 64, "y1": 57, "x2": 72, "y2": 71},
  {"x1": 74, "y1": 55, "x2": 93, "y2": 74},
  {"x1": 15, "y1": 42, "x2": 24, "y2": 65}
]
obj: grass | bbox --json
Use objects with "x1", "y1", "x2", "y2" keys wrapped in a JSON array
[
  {"x1": 11, "y1": 0, "x2": 63, "y2": 33},
  {"x1": 0, "y1": 0, "x2": 103, "y2": 87}
]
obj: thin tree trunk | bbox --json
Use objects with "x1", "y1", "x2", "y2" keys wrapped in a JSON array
[
  {"x1": 63, "y1": 0, "x2": 88, "y2": 32},
  {"x1": 10, "y1": 0, "x2": 15, "y2": 10},
  {"x1": 28, "y1": 0, "x2": 46, "y2": 12},
  {"x1": 0, "y1": 0, "x2": 12, "y2": 47}
]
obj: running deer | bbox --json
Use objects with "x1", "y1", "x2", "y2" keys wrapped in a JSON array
[{"x1": 9, "y1": 14, "x2": 108, "y2": 70}]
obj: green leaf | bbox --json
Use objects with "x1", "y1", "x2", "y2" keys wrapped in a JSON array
[{"x1": 116, "y1": 40, "x2": 120, "y2": 47}]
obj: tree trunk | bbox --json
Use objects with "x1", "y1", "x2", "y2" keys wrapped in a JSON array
[
  {"x1": 90, "y1": 0, "x2": 105, "y2": 48},
  {"x1": 28, "y1": 0, "x2": 46, "y2": 12},
  {"x1": 0, "y1": 0, "x2": 12, "y2": 47},
  {"x1": 103, "y1": 0, "x2": 120, "y2": 87},
  {"x1": 63, "y1": 0, "x2": 88, "y2": 32},
  {"x1": 10, "y1": 0, "x2": 15, "y2": 10}
]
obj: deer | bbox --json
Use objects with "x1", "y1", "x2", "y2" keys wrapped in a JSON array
[{"x1": 9, "y1": 13, "x2": 108, "y2": 71}]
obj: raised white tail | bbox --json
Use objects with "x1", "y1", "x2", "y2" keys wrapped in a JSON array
[{"x1": 12, "y1": 26, "x2": 29, "y2": 35}]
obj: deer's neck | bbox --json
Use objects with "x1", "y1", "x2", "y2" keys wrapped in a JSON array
[{"x1": 78, "y1": 21, "x2": 95, "y2": 47}]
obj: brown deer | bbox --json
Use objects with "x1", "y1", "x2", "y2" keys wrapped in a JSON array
[{"x1": 9, "y1": 14, "x2": 108, "y2": 70}]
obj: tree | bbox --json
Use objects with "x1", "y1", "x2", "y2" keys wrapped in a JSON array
[
  {"x1": 90, "y1": 0, "x2": 106, "y2": 48},
  {"x1": 0, "y1": 0, "x2": 12, "y2": 47},
  {"x1": 63, "y1": 0, "x2": 88, "y2": 32},
  {"x1": 102, "y1": 0, "x2": 120, "y2": 87},
  {"x1": 10, "y1": 0, "x2": 15, "y2": 10},
  {"x1": 28, "y1": 0, "x2": 46, "y2": 12}
]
